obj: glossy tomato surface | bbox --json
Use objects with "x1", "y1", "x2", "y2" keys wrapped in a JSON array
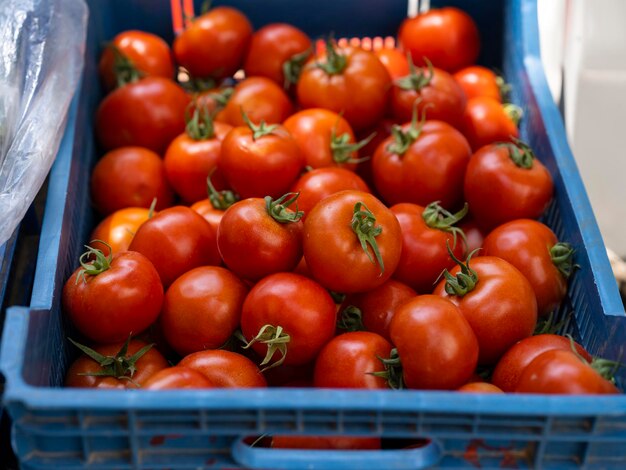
[
  {"x1": 180, "y1": 350, "x2": 268, "y2": 388},
  {"x1": 143, "y1": 366, "x2": 215, "y2": 389},
  {"x1": 90, "y1": 207, "x2": 152, "y2": 256},
  {"x1": 461, "y1": 97, "x2": 519, "y2": 151}
]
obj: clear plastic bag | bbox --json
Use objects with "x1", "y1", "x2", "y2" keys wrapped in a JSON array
[{"x1": 0, "y1": 0, "x2": 87, "y2": 245}]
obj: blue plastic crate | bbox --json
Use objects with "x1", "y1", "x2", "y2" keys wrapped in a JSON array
[{"x1": 2, "y1": 0, "x2": 626, "y2": 468}]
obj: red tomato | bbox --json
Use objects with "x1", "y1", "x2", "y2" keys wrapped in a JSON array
[
  {"x1": 219, "y1": 122, "x2": 304, "y2": 199},
  {"x1": 355, "y1": 118, "x2": 397, "y2": 189},
  {"x1": 434, "y1": 255, "x2": 538, "y2": 365},
  {"x1": 372, "y1": 119, "x2": 471, "y2": 208},
  {"x1": 161, "y1": 266, "x2": 248, "y2": 356},
  {"x1": 218, "y1": 77, "x2": 294, "y2": 127},
  {"x1": 240, "y1": 273, "x2": 336, "y2": 367},
  {"x1": 283, "y1": 109, "x2": 367, "y2": 170},
  {"x1": 217, "y1": 194, "x2": 303, "y2": 281},
  {"x1": 453, "y1": 66, "x2": 502, "y2": 102},
  {"x1": 173, "y1": 6, "x2": 252, "y2": 80},
  {"x1": 458, "y1": 217, "x2": 485, "y2": 255},
  {"x1": 515, "y1": 349, "x2": 619, "y2": 394},
  {"x1": 482, "y1": 219, "x2": 573, "y2": 316},
  {"x1": 143, "y1": 366, "x2": 214, "y2": 389},
  {"x1": 457, "y1": 382, "x2": 504, "y2": 393},
  {"x1": 189, "y1": 177, "x2": 239, "y2": 233},
  {"x1": 391, "y1": 63, "x2": 466, "y2": 129},
  {"x1": 313, "y1": 332, "x2": 393, "y2": 389},
  {"x1": 297, "y1": 43, "x2": 391, "y2": 131},
  {"x1": 464, "y1": 141, "x2": 554, "y2": 231},
  {"x1": 303, "y1": 190, "x2": 402, "y2": 293},
  {"x1": 62, "y1": 248, "x2": 163, "y2": 343},
  {"x1": 390, "y1": 202, "x2": 467, "y2": 293},
  {"x1": 90, "y1": 207, "x2": 153, "y2": 256},
  {"x1": 180, "y1": 350, "x2": 267, "y2": 388},
  {"x1": 491, "y1": 334, "x2": 592, "y2": 392},
  {"x1": 290, "y1": 167, "x2": 370, "y2": 217},
  {"x1": 90, "y1": 147, "x2": 173, "y2": 216},
  {"x1": 96, "y1": 77, "x2": 190, "y2": 154},
  {"x1": 164, "y1": 115, "x2": 231, "y2": 204},
  {"x1": 342, "y1": 279, "x2": 416, "y2": 342},
  {"x1": 390, "y1": 295, "x2": 479, "y2": 389},
  {"x1": 375, "y1": 48, "x2": 410, "y2": 81},
  {"x1": 65, "y1": 339, "x2": 168, "y2": 389},
  {"x1": 128, "y1": 206, "x2": 220, "y2": 287},
  {"x1": 399, "y1": 7, "x2": 480, "y2": 72},
  {"x1": 99, "y1": 30, "x2": 174, "y2": 92},
  {"x1": 272, "y1": 436, "x2": 381, "y2": 450},
  {"x1": 461, "y1": 97, "x2": 519, "y2": 151},
  {"x1": 243, "y1": 23, "x2": 312, "y2": 87}
]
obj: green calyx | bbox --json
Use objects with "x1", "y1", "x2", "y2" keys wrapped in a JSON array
[
  {"x1": 109, "y1": 44, "x2": 143, "y2": 88},
  {"x1": 265, "y1": 192, "x2": 304, "y2": 224},
  {"x1": 395, "y1": 55, "x2": 434, "y2": 91},
  {"x1": 503, "y1": 103, "x2": 524, "y2": 126},
  {"x1": 75, "y1": 241, "x2": 113, "y2": 284},
  {"x1": 422, "y1": 202, "x2": 469, "y2": 250},
  {"x1": 331, "y1": 127, "x2": 376, "y2": 165},
  {"x1": 550, "y1": 242, "x2": 576, "y2": 279},
  {"x1": 370, "y1": 348, "x2": 405, "y2": 390},
  {"x1": 185, "y1": 105, "x2": 215, "y2": 140},
  {"x1": 499, "y1": 137, "x2": 536, "y2": 169},
  {"x1": 566, "y1": 335, "x2": 622, "y2": 382},
  {"x1": 386, "y1": 100, "x2": 428, "y2": 156},
  {"x1": 242, "y1": 109, "x2": 279, "y2": 141},
  {"x1": 206, "y1": 173, "x2": 238, "y2": 211},
  {"x1": 68, "y1": 335, "x2": 154, "y2": 385},
  {"x1": 241, "y1": 324, "x2": 290, "y2": 372},
  {"x1": 351, "y1": 202, "x2": 385, "y2": 273},
  {"x1": 207, "y1": 87, "x2": 234, "y2": 109},
  {"x1": 181, "y1": 76, "x2": 218, "y2": 93},
  {"x1": 337, "y1": 306, "x2": 365, "y2": 332},
  {"x1": 283, "y1": 48, "x2": 312, "y2": 88},
  {"x1": 442, "y1": 243, "x2": 480, "y2": 297},
  {"x1": 316, "y1": 38, "x2": 347, "y2": 76},
  {"x1": 495, "y1": 74, "x2": 512, "y2": 102}
]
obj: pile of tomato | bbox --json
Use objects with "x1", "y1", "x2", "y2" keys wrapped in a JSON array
[{"x1": 62, "y1": 4, "x2": 620, "y2": 432}]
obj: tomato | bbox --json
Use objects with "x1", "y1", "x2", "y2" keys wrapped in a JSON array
[
  {"x1": 398, "y1": 7, "x2": 480, "y2": 73},
  {"x1": 303, "y1": 190, "x2": 402, "y2": 293},
  {"x1": 180, "y1": 350, "x2": 267, "y2": 388},
  {"x1": 99, "y1": 30, "x2": 174, "y2": 92},
  {"x1": 128, "y1": 206, "x2": 220, "y2": 287},
  {"x1": 219, "y1": 121, "x2": 304, "y2": 199},
  {"x1": 161, "y1": 266, "x2": 248, "y2": 356},
  {"x1": 90, "y1": 207, "x2": 153, "y2": 257},
  {"x1": 390, "y1": 295, "x2": 478, "y2": 390},
  {"x1": 391, "y1": 62, "x2": 466, "y2": 128},
  {"x1": 62, "y1": 247, "x2": 163, "y2": 343},
  {"x1": 190, "y1": 178, "x2": 238, "y2": 232},
  {"x1": 96, "y1": 77, "x2": 190, "y2": 154},
  {"x1": 355, "y1": 118, "x2": 397, "y2": 189},
  {"x1": 91, "y1": 147, "x2": 173, "y2": 216},
  {"x1": 195, "y1": 86, "x2": 234, "y2": 118},
  {"x1": 390, "y1": 202, "x2": 467, "y2": 294},
  {"x1": 453, "y1": 66, "x2": 502, "y2": 102},
  {"x1": 482, "y1": 219, "x2": 574, "y2": 316},
  {"x1": 457, "y1": 382, "x2": 504, "y2": 393},
  {"x1": 461, "y1": 97, "x2": 519, "y2": 151},
  {"x1": 515, "y1": 349, "x2": 619, "y2": 394},
  {"x1": 243, "y1": 23, "x2": 312, "y2": 88},
  {"x1": 313, "y1": 332, "x2": 392, "y2": 389},
  {"x1": 434, "y1": 255, "x2": 538, "y2": 365},
  {"x1": 240, "y1": 273, "x2": 336, "y2": 367},
  {"x1": 143, "y1": 366, "x2": 214, "y2": 389},
  {"x1": 218, "y1": 77, "x2": 294, "y2": 127},
  {"x1": 341, "y1": 279, "x2": 416, "y2": 342},
  {"x1": 491, "y1": 334, "x2": 592, "y2": 392},
  {"x1": 65, "y1": 339, "x2": 168, "y2": 389},
  {"x1": 372, "y1": 118, "x2": 471, "y2": 209},
  {"x1": 375, "y1": 48, "x2": 410, "y2": 81},
  {"x1": 163, "y1": 111, "x2": 232, "y2": 204},
  {"x1": 458, "y1": 217, "x2": 485, "y2": 255},
  {"x1": 173, "y1": 6, "x2": 252, "y2": 80},
  {"x1": 217, "y1": 194, "x2": 303, "y2": 281},
  {"x1": 272, "y1": 436, "x2": 381, "y2": 450},
  {"x1": 464, "y1": 141, "x2": 554, "y2": 231},
  {"x1": 290, "y1": 167, "x2": 369, "y2": 219},
  {"x1": 297, "y1": 42, "x2": 391, "y2": 131}
]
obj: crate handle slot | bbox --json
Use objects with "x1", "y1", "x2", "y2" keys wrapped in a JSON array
[{"x1": 231, "y1": 436, "x2": 442, "y2": 469}]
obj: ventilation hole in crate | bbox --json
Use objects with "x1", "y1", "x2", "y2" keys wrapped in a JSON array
[
  {"x1": 444, "y1": 438, "x2": 535, "y2": 469},
  {"x1": 540, "y1": 441, "x2": 586, "y2": 467}
]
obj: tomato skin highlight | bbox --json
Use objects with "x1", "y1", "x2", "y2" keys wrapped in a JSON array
[
  {"x1": 390, "y1": 295, "x2": 479, "y2": 390},
  {"x1": 180, "y1": 350, "x2": 267, "y2": 388},
  {"x1": 313, "y1": 331, "x2": 393, "y2": 389},
  {"x1": 143, "y1": 366, "x2": 215, "y2": 389},
  {"x1": 453, "y1": 66, "x2": 501, "y2": 102},
  {"x1": 62, "y1": 251, "x2": 164, "y2": 344}
]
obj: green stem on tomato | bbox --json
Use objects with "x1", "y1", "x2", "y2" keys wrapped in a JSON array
[
  {"x1": 351, "y1": 202, "x2": 385, "y2": 273},
  {"x1": 265, "y1": 192, "x2": 304, "y2": 224},
  {"x1": 442, "y1": 243, "x2": 480, "y2": 297},
  {"x1": 421, "y1": 202, "x2": 469, "y2": 250}
]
